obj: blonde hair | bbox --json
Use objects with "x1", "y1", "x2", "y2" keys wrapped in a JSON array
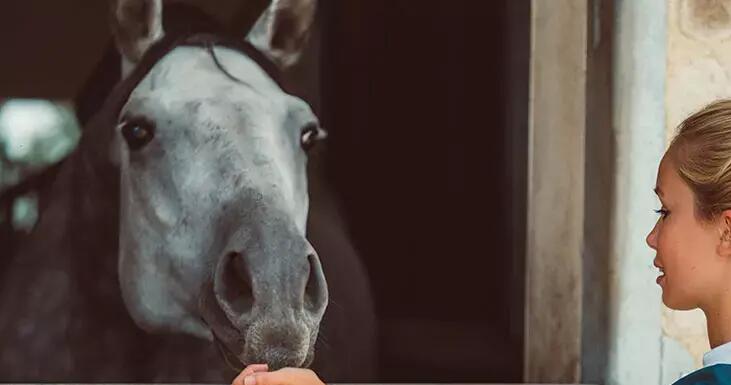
[{"x1": 670, "y1": 99, "x2": 731, "y2": 221}]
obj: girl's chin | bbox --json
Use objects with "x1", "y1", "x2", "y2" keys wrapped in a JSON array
[{"x1": 661, "y1": 288, "x2": 698, "y2": 311}]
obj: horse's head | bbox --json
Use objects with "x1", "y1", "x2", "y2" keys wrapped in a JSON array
[{"x1": 108, "y1": 0, "x2": 328, "y2": 369}]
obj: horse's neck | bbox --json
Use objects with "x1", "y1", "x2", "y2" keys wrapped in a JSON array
[
  {"x1": 4, "y1": 146, "x2": 122, "y2": 313},
  {"x1": 31, "y1": 149, "x2": 117, "y2": 257},
  {"x1": 0, "y1": 147, "x2": 138, "y2": 380}
]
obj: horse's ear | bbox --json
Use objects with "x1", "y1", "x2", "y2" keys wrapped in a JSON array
[
  {"x1": 245, "y1": 0, "x2": 317, "y2": 69},
  {"x1": 109, "y1": 0, "x2": 164, "y2": 63}
]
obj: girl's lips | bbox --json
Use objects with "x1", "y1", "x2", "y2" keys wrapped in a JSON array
[
  {"x1": 654, "y1": 258, "x2": 665, "y2": 285},
  {"x1": 656, "y1": 274, "x2": 666, "y2": 285}
]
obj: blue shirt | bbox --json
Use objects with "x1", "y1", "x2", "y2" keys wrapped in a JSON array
[
  {"x1": 671, "y1": 364, "x2": 731, "y2": 385},
  {"x1": 673, "y1": 342, "x2": 731, "y2": 385}
]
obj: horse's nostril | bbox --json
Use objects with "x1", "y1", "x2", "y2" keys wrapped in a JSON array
[
  {"x1": 217, "y1": 252, "x2": 254, "y2": 316},
  {"x1": 304, "y1": 254, "x2": 326, "y2": 312}
]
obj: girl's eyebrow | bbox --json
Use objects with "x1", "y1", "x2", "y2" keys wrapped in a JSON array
[{"x1": 654, "y1": 186, "x2": 663, "y2": 197}]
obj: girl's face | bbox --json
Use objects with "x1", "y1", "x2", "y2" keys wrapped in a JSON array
[{"x1": 646, "y1": 153, "x2": 730, "y2": 310}]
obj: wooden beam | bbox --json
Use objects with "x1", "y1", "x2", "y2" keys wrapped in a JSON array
[{"x1": 525, "y1": 0, "x2": 587, "y2": 382}]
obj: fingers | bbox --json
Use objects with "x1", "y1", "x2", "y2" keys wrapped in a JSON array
[
  {"x1": 232, "y1": 364, "x2": 270, "y2": 385},
  {"x1": 243, "y1": 368, "x2": 324, "y2": 385}
]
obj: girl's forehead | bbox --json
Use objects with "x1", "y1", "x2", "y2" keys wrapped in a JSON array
[
  {"x1": 655, "y1": 155, "x2": 677, "y2": 198},
  {"x1": 656, "y1": 153, "x2": 695, "y2": 204},
  {"x1": 656, "y1": 154, "x2": 673, "y2": 189}
]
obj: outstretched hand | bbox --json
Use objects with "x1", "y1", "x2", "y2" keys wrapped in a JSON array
[{"x1": 232, "y1": 364, "x2": 326, "y2": 385}]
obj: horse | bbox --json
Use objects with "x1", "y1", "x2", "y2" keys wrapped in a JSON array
[{"x1": 0, "y1": 0, "x2": 376, "y2": 382}]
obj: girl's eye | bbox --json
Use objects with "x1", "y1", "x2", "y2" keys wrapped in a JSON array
[{"x1": 654, "y1": 208, "x2": 669, "y2": 219}]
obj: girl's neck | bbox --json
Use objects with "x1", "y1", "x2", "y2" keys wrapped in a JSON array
[{"x1": 704, "y1": 288, "x2": 731, "y2": 349}]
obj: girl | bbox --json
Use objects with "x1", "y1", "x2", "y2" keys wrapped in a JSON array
[{"x1": 647, "y1": 99, "x2": 731, "y2": 384}]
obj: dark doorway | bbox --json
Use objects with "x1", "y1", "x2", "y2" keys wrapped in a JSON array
[{"x1": 318, "y1": 0, "x2": 531, "y2": 382}]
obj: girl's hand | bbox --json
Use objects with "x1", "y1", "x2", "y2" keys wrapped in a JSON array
[{"x1": 232, "y1": 364, "x2": 326, "y2": 385}]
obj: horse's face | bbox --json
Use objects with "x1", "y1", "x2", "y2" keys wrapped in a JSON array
[{"x1": 109, "y1": 0, "x2": 327, "y2": 369}]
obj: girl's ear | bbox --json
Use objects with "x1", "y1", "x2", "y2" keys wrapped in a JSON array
[{"x1": 717, "y1": 210, "x2": 731, "y2": 258}]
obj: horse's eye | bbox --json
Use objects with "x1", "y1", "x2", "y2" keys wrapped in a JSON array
[
  {"x1": 120, "y1": 120, "x2": 155, "y2": 151},
  {"x1": 301, "y1": 123, "x2": 326, "y2": 152}
]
